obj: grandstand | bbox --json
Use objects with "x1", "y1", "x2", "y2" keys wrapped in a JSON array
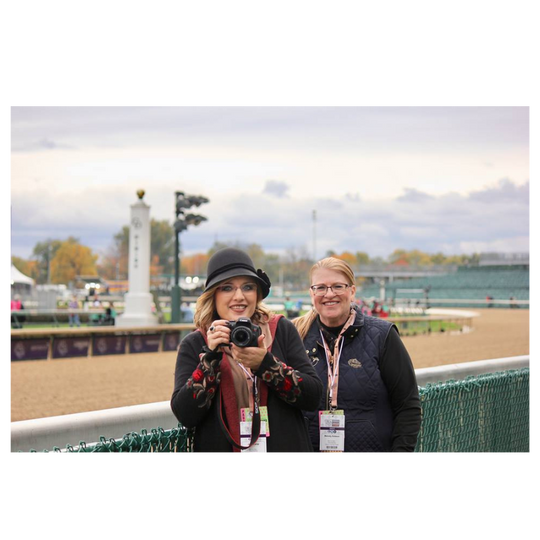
[{"x1": 358, "y1": 264, "x2": 529, "y2": 308}]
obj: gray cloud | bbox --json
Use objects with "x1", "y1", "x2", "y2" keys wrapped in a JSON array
[
  {"x1": 197, "y1": 178, "x2": 529, "y2": 258},
  {"x1": 11, "y1": 106, "x2": 529, "y2": 154},
  {"x1": 397, "y1": 188, "x2": 435, "y2": 203},
  {"x1": 10, "y1": 178, "x2": 529, "y2": 260},
  {"x1": 12, "y1": 138, "x2": 76, "y2": 152},
  {"x1": 262, "y1": 180, "x2": 290, "y2": 198},
  {"x1": 469, "y1": 178, "x2": 529, "y2": 204}
]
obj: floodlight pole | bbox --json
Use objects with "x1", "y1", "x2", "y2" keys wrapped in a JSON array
[
  {"x1": 170, "y1": 191, "x2": 209, "y2": 324},
  {"x1": 171, "y1": 222, "x2": 182, "y2": 324}
]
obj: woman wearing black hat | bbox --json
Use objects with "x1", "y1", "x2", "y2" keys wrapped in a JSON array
[{"x1": 170, "y1": 247, "x2": 323, "y2": 452}]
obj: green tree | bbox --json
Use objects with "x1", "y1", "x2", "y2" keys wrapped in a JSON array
[
  {"x1": 31, "y1": 239, "x2": 63, "y2": 283},
  {"x1": 151, "y1": 219, "x2": 175, "y2": 275}
]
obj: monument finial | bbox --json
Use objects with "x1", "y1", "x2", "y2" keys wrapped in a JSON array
[{"x1": 137, "y1": 189, "x2": 145, "y2": 200}]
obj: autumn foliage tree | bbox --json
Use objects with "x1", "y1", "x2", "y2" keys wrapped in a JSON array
[{"x1": 50, "y1": 238, "x2": 98, "y2": 284}]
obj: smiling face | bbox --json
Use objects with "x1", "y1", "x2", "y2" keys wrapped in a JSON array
[
  {"x1": 214, "y1": 276, "x2": 259, "y2": 321},
  {"x1": 310, "y1": 267, "x2": 356, "y2": 327}
]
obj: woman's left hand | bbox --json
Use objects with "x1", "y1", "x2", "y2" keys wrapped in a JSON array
[{"x1": 231, "y1": 334, "x2": 267, "y2": 371}]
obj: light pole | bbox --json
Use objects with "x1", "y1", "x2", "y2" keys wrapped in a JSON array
[
  {"x1": 170, "y1": 191, "x2": 209, "y2": 323},
  {"x1": 312, "y1": 209, "x2": 317, "y2": 262}
]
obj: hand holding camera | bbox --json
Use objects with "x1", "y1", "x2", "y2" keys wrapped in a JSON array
[
  {"x1": 207, "y1": 317, "x2": 267, "y2": 370},
  {"x1": 207, "y1": 319, "x2": 231, "y2": 351}
]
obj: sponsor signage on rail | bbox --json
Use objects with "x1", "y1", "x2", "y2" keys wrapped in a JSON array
[
  {"x1": 11, "y1": 339, "x2": 50, "y2": 361},
  {"x1": 129, "y1": 334, "x2": 161, "y2": 353},
  {"x1": 93, "y1": 335, "x2": 128, "y2": 356},
  {"x1": 52, "y1": 337, "x2": 91, "y2": 359}
]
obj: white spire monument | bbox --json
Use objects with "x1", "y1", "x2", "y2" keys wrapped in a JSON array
[{"x1": 116, "y1": 190, "x2": 158, "y2": 327}]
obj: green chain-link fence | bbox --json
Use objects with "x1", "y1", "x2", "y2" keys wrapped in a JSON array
[
  {"x1": 415, "y1": 368, "x2": 529, "y2": 452},
  {"x1": 29, "y1": 368, "x2": 529, "y2": 452},
  {"x1": 31, "y1": 425, "x2": 193, "y2": 453}
]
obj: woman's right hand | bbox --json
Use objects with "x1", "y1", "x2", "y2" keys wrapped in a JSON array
[{"x1": 207, "y1": 320, "x2": 231, "y2": 351}]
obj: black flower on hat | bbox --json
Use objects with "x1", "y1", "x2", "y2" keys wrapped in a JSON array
[{"x1": 256, "y1": 269, "x2": 271, "y2": 290}]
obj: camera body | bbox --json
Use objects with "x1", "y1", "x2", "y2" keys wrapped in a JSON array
[{"x1": 227, "y1": 318, "x2": 261, "y2": 348}]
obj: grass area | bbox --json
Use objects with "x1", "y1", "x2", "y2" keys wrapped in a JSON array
[
  {"x1": 12, "y1": 312, "x2": 462, "y2": 335},
  {"x1": 397, "y1": 320, "x2": 462, "y2": 336}
]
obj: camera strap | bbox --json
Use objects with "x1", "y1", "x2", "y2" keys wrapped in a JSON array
[
  {"x1": 201, "y1": 314, "x2": 283, "y2": 452},
  {"x1": 218, "y1": 374, "x2": 261, "y2": 450}
]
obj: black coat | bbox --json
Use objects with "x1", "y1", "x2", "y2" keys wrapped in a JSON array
[
  {"x1": 171, "y1": 316, "x2": 323, "y2": 452},
  {"x1": 303, "y1": 306, "x2": 421, "y2": 451}
]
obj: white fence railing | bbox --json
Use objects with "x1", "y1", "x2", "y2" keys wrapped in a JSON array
[{"x1": 11, "y1": 355, "x2": 529, "y2": 452}]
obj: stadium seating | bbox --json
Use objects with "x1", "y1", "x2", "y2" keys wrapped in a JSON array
[{"x1": 358, "y1": 265, "x2": 529, "y2": 304}]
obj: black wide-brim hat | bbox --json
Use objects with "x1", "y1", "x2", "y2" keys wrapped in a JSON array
[{"x1": 204, "y1": 247, "x2": 271, "y2": 298}]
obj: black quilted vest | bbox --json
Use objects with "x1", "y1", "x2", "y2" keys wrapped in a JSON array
[{"x1": 302, "y1": 306, "x2": 395, "y2": 452}]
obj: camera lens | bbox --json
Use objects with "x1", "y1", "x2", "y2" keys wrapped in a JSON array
[{"x1": 232, "y1": 328, "x2": 250, "y2": 346}]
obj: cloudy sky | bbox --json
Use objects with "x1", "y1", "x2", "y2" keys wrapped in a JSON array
[{"x1": 10, "y1": 106, "x2": 529, "y2": 261}]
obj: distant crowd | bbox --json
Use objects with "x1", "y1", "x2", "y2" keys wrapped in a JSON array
[{"x1": 282, "y1": 296, "x2": 391, "y2": 319}]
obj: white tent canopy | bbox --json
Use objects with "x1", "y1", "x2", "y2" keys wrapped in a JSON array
[{"x1": 11, "y1": 264, "x2": 35, "y2": 286}]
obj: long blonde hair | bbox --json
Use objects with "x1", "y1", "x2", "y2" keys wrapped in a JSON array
[
  {"x1": 292, "y1": 257, "x2": 356, "y2": 340},
  {"x1": 194, "y1": 282, "x2": 274, "y2": 334}
]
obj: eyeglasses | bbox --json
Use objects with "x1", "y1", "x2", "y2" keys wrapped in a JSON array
[
  {"x1": 216, "y1": 283, "x2": 258, "y2": 295},
  {"x1": 310, "y1": 283, "x2": 352, "y2": 296}
]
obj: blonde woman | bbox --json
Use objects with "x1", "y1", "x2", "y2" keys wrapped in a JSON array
[
  {"x1": 294, "y1": 257, "x2": 421, "y2": 452},
  {"x1": 170, "y1": 247, "x2": 322, "y2": 452}
]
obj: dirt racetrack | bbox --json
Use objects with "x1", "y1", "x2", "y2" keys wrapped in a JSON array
[{"x1": 11, "y1": 308, "x2": 529, "y2": 422}]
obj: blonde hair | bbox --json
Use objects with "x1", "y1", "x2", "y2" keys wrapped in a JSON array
[
  {"x1": 292, "y1": 257, "x2": 356, "y2": 340},
  {"x1": 194, "y1": 282, "x2": 274, "y2": 334}
]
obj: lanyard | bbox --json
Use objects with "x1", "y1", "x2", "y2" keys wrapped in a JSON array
[
  {"x1": 238, "y1": 363, "x2": 259, "y2": 413},
  {"x1": 319, "y1": 330, "x2": 345, "y2": 410}
]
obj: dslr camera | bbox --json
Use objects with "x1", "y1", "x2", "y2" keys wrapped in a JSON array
[{"x1": 227, "y1": 318, "x2": 262, "y2": 348}]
